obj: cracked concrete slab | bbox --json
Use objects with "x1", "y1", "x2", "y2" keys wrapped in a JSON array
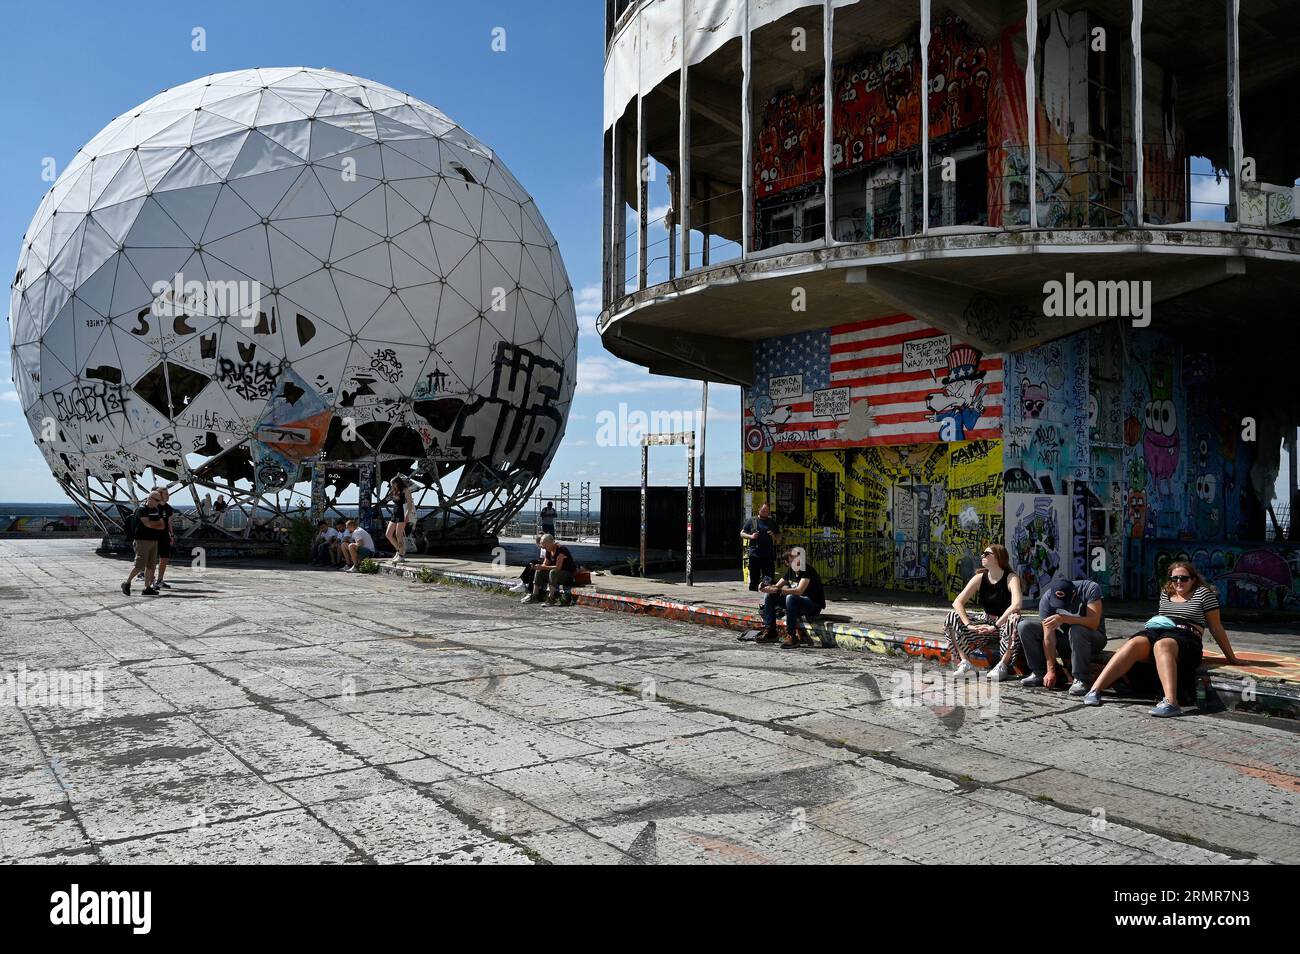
[{"x1": 1, "y1": 539, "x2": 1297, "y2": 864}]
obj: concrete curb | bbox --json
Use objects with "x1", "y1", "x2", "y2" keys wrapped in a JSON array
[{"x1": 378, "y1": 562, "x2": 1299, "y2": 718}]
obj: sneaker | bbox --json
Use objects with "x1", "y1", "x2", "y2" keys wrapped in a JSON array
[
  {"x1": 520, "y1": 593, "x2": 540, "y2": 604},
  {"x1": 120, "y1": 581, "x2": 131, "y2": 596},
  {"x1": 1083, "y1": 689, "x2": 1102, "y2": 706},
  {"x1": 158, "y1": 581, "x2": 172, "y2": 589},
  {"x1": 344, "y1": 566, "x2": 355, "y2": 573},
  {"x1": 391, "y1": 553, "x2": 405, "y2": 563},
  {"x1": 953, "y1": 659, "x2": 977, "y2": 679},
  {"x1": 986, "y1": 661, "x2": 1011, "y2": 682},
  {"x1": 142, "y1": 587, "x2": 160, "y2": 596},
  {"x1": 1150, "y1": 698, "x2": 1182, "y2": 717},
  {"x1": 1068, "y1": 679, "x2": 1090, "y2": 696},
  {"x1": 1020, "y1": 672, "x2": 1044, "y2": 688}
]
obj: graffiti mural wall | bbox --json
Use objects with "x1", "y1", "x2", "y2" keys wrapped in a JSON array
[
  {"x1": 1003, "y1": 332, "x2": 1089, "y2": 496},
  {"x1": 743, "y1": 314, "x2": 1004, "y2": 453}
]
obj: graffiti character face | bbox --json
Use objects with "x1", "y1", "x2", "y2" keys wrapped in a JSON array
[
  {"x1": 1142, "y1": 399, "x2": 1179, "y2": 481},
  {"x1": 1020, "y1": 378, "x2": 1049, "y2": 419},
  {"x1": 1195, "y1": 473, "x2": 1217, "y2": 503}
]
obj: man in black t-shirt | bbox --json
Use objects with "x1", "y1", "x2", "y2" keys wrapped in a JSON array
[
  {"x1": 523, "y1": 534, "x2": 577, "y2": 606},
  {"x1": 741, "y1": 503, "x2": 781, "y2": 591},
  {"x1": 757, "y1": 547, "x2": 825, "y2": 648},
  {"x1": 122, "y1": 491, "x2": 166, "y2": 596},
  {"x1": 153, "y1": 487, "x2": 178, "y2": 589}
]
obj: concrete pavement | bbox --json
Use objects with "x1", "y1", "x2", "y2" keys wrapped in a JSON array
[{"x1": 2, "y1": 538, "x2": 1299, "y2": 864}]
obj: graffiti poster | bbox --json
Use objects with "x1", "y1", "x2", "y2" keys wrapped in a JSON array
[
  {"x1": 1003, "y1": 332, "x2": 1089, "y2": 494},
  {"x1": 1006, "y1": 492, "x2": 1071, "y2": 603}
]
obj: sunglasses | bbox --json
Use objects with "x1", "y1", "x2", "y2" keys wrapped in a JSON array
[
  {"x1": 1169, "y1": 574, "x2": 1192, "y2": 582},
  {"x1": 981, "y1": 550, "x2": 994, "y2": 556}
]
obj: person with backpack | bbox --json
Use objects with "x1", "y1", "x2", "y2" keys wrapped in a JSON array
[
  {"x1": 153, "y1": 487, "x2": 178, "y2": 589},
  {"x1": 122, "y1": 491, "x2": 167, "y2": 596}
]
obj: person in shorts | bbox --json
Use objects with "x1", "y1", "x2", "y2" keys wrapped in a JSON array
[
  {"x1": 342, "y1": 519, "x2": 377, "y2": 572},
  {"x1": 384, "y1": 475, "x2": 414, "y2": 563},
  {"x1": 154, "y1": 487, "x2": 178, "y2": 589},
  {"x1": 122, "y1": 491, "x2": 167, "y2": 596}
]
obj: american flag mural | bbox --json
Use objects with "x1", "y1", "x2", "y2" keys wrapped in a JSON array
[{"x1": 743, "y1": 314, "x2": 1004, "y2": 451}]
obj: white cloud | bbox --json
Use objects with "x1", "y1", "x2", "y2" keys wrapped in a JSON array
[
  {"x1": 0, "y1": 391, "x2": 19, "y2": 403},
  {"x1": 576, "y1": 355, "x2": 691, "y2": 397},
  {"x1": 575, "y1": 283, "x2": 602, "y2": 337}
]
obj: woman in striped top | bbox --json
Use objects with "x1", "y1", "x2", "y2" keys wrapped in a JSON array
[{"x1": 1084, "y1": 561, "x2": 1241, "y2": 716}]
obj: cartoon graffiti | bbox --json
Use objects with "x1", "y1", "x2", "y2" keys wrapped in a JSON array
[{"x1": 925, "y1": 345, "x2": 987, "y2": 439}]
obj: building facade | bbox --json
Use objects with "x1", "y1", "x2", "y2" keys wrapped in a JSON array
[{"x1": 601, "y1": 0, "x2": 1300, "y2": 608}]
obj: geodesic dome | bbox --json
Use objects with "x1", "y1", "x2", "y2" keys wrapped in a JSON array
[{"x1": 9, "y1": 67, "x2": 577, "y2": 544}]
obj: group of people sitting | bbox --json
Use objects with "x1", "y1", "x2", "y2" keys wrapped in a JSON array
[
  {"x1": 310, "y1": 519, "x2": 378, "y2": 571},
  {"x1": 749, "y1": 538, "x2": 1240, "y2": 718},
  {"x1": 942, "y1": 543, "x2": 1241, "y2": 717}
]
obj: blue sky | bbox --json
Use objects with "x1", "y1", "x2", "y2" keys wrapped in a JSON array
[{"x1": 0, "y1": 0, "x2": 741, "y2": 502}]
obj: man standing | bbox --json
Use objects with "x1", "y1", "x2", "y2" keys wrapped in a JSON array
[
  {"x1": 1016, "y1": 577, "x2": 1107, "y2": 694},
  {"x1": 757, "y1": 547, "x2": 825, "y2": 648},
  {"x1": 154, "y1": 487, "x2": 177, "y2": 589},
  {"x1": 122, "y1": 491, "x2": 166, "y2": 596},
  {"x1": 540, "y1": 500, "x2": 557, "y2": 537},
  {"x1": 741, "y1": 502, "x2": 781, "y2": 591}
]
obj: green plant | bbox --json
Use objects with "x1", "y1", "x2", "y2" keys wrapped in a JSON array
[
  {"x1": 357, "y1": 558, "x2": 380, "y2": 575},
  {"x1": 624, "y1": 556, "x2": 640, "y2": 575},
  {"x1": 287, "y1": 517, "x2": 315, "y2": 563},
  {"x1": 415, "y1": 567, "x2": 437, "y2": 584}
]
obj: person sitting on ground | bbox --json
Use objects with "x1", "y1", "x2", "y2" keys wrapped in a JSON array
[
  {"x1": 945, "y1": 543, "x2": 1024, "y2": 680},
  {"x1": 1084, "y1": 561, "x2": 1240, "y2": 717},
  {"x1": 521, "y1": 534, "x2": 576, "y2": 605},
  {"x1": 330, "y1": 519, "x2": 348, "y2": 566},
  {"x1": 741, "y1": 502, "x2": 781, "y2": 591},
  {"x1": 756, "y1": 547, "x2": 825, "y2": 649},
  {"x1": 122, "y1": 491, "x2": 167, "y2": 596},
  {"x1": 311, "y1": 521, "x2": 336, "y2": 565},
  {"x1": 342, "y1": 519, "x2": 377, "y2": 572},
  {"x1": 1017, "y1": 576, "x2": 1106, "y2": 695},
  {"x1": 384, "y1": 474, "x2": 415, "y2": 563}
]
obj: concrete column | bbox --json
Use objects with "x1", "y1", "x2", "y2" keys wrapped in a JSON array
[
  {"x1": 1025, "y1": 0, "x2": 1038, "y2": 229},
  {"x1": 823, "y1": 0, "x2": 834, "y2": 243},
  {"x1": 1132, "y1": 0, "x2": 1144, "y2": 225},
  {"x1": 637, "y1": 93, "x2": 648, "y2": 290},
  {"x1": 680, "y1": 0, "x2": 691, "y2": 273},
  {"x1": 741, "y1": 0, "x2": 753, "y2": 257},
  {"x1": 920, "y1": 0, "x2": 930, "y2": 235},
  {"x1": 1226, "y1": 0, "x2": 1241, "y2": 223}
]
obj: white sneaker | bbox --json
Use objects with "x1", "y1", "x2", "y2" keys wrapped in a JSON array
[
  {"x1": 392, "y1": 553, "x2": 405, "y2": 563},
  {"x1": 986, "y1": 661, "x2": 1011, "y2": 682},
  {"x1": 344, "y1": 565, "x2": 355, "y2": 573},
  {"x1": 953, "y1": 659, "x2": 976, "y2": 679}
]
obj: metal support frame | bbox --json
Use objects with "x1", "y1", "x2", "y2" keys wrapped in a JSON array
[
  {"x1": 637, "y1": 93, "x2": 649, "y2": 290},
  {"x1": 640, "y1": 430, "x2": 696, "y2": 585}
]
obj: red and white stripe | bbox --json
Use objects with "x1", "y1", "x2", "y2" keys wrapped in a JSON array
[{"x1": 744, "y1": 314, "x2": 1004, "y2": 449}]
